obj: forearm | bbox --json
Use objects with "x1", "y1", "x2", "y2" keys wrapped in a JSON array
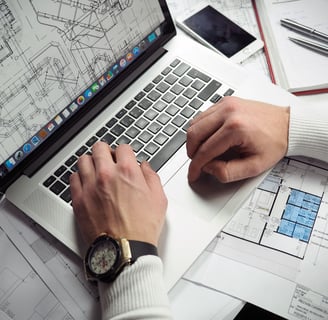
[
  {"x1": 98, "y1": 256, "x2": 172, "y2": 320},
  {"x1": 287, "y1": 103, "x2": 328, "y2": 162}
]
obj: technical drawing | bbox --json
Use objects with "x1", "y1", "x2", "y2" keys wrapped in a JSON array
[
  {"x1": 223, "y1": 157, "x2": 328, "y2": 259},
  {"x1": 0, "y1": 0, "x2": 164, "y2": 162}
]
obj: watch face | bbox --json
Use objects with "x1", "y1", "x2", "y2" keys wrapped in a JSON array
[{"x1": 88, "y1": 238, "x2": 119, "y2": 275}]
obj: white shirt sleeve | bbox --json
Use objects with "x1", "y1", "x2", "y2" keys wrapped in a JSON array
[
  {"x1": 287, "y1": 102, "x2": 328, "y2": 162},
  {"x1": 98, "y1": 255, "x2": 172, "y2": 320}
]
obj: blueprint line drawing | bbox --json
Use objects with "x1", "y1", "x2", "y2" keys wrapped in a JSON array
[
  {"x1": 0, "y1": 0, "x2": 164, "y2": 162},
  {"x1": 222, "y1": 157, "x2": 328, "y2": 262},
  {"x1": 0, "y1": 199, "x2": 100, "y2": 319}
]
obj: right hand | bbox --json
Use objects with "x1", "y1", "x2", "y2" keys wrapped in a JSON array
[{"x1": 186, "y1": 96, "x2": 290, "y2": 183}]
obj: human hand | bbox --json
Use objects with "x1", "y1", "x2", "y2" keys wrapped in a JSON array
[
  {"x1": 187, "y1": 96, "x2": 290, "y2": 183},
  {"x1": 70, "y1": 142, "x2": 167, "y2": 247}
]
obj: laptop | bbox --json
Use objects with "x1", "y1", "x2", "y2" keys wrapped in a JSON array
[{"x1": 0, "y1": 0, "x2": 298, "y2": 290}]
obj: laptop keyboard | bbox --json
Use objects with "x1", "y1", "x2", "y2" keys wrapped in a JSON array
[{"x1": 42, "y1": 59, "x2": 234, "y2": 203}]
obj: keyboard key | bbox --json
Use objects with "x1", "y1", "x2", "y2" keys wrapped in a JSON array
[
  {"x1": 116, "y1": 109, "x2": 127, "y2": 118},
  {"x1": 183, "y1": 88, "x2": 197, "y2": 99},
  {"x1": 224, "y1": 88, "x2": 235, "y2": 96},
  {"x1": 156, "y1": 82, "x2": 170, "y2": 93},
  {"x1": 139, "y1": 131, "x2": 152, "y2": 143},
  {"x1": 50, "y1": 181, "x2": 66, "y2": 195},
  {"x1": 148, "y1": 122, "x2": 161, "y2": 134},
  {"x1": 181, "y1": 106, "x2": 195, "y2": 118},
  {"x1": 135, "y1": 91, "x2": 146, "y2": 101},
  {"x1": 170, "y1": 83, "x2": 184, "y2": 95},
  {"x1": 124, "y1": 100, "x2": 137, "y2": 110},
  {"x1": 166, "y1": 105, "x2": 179, "y2": 116},
  {"x1": 189, "y1": 98, "x2": 203, "y2": 110},
  {"x1": 86, "y1": 136, "x2": 98, "y2": 147},
  {"x1": 161, "y1": 66, "x2": 172, "y2": 75},
  {"x1": 101, "y1": 133, "x2": 115, "y2": 145},
  {"x1": 165, "y1": 74, "x2": 178, "y2": 85},
  {"x1": 96, "y1": 127, "x2": 108, "y2": 137},
  {"x1": 191, "y1": 79, "x2": 205, "y2": 91},
  {"x1": 147, "y1": 90, "x2": 161, "y2": 101},
  {"x1": 157, "y1": 114, "x2": 170, "y2": 125},
  {"x1": 131, "y1": 140, "x2": 144, "y2": 153},
  {"x1": 162, "y1": 92, "x2": 176, "y2": 103},
  {"x1": 145, "y1": 142, "x2": 159, "y2": 155},
  {"x1": 173, "y1": 62, "x2": 190, "y2": 76},
  {"x1": 179, "y1": 76, "x2": 193, "y2": 87},
  {"x1": 120, "y1": 115, "x2": 134, "y2": 127},
  {"x1": 170, "y1": 59, "x2": 181, "y2": 67},
  {"x1": 60, "y1": 187, "x2": 72, "y2": 203},
  {"x1": 138, "y1": 98, "x2": 152, "y2": 110},
  {"x1": 154, "y1": 133, "x2": 169, "y2": 145},
  {"x1": 174, "y1": 96, "x2": 188, "y2": 108},
  {"x1": 61, "y1": 171, "x2": 72, "y2": 185},
  {"x1": 43, "y1": 175, "x2": 56, "y2": 188},
  {"x1": 111, "y1": 124, "x2": 125, "y2": 136},
  {"x1": 117, "y1": 136, "x2": 131, "y2": 145},
  {"x1": 153, "y1": 75, "x2": 163, "y2": 84},
  {"x1": 187, "y1": 68, "x2": 211, "y2": 82},
  {"x1": 126, "y1": 127, "x2": 140, "y2": 138},
  {"x1": 144, "y1": 109, "x2": 158, "y2": 121},
  {"x1": 150, "y1": 131, "x2": 186, "y2": 171},
  {"x1": 163, "y1": 124, "x2": 177, "y2": 136},
  {"x1": 198, "y1": 80, "x2": 222, "y2": 101},
  {"x1": 106, "y1": 118, "x2": 118, "y2": 128},
  {"x1": 210, "y1": 93, "x2": 222, "y2": 103},
  {"x1": 135, "y1": 117, "x2": 149, "y2": 129},
  {"x1": 172, "y1": 115, "x2": 186, "y2": 127},
  {"x1": 76, "y1": 145, "x2": 88, "y2": 156},
  {"x1": 54, "y1": 165, "x2": 66, "y2": 177},
  {"x1": 129, "y1": 106, "x2": 143, "y2": 119},
  {"x1": 137, "y1": 151, "x2": 150, "y2": 163},
  {"x1": 153, "y1": 100, "x2": 167, "y2": 112},
  {"x1": 144, "y1": 83, "x2": 155, "y2": 92},
  {"x1": 65, "y1": 155, "x2": 77, "y2": 167}
]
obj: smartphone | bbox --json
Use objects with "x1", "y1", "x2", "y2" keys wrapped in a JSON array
[{"x1": 175, "y1": 4, "x2": 263, "y2": 63}]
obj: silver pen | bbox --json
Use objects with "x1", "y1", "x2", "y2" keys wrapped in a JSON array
[
  {"x1": 288, "y1": 36, "x2": 328, "y2": 56},
  {"x1": 281, "y1": 18, "x2": 328, "y2": 44}
]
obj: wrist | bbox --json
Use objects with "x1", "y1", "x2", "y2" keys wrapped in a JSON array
[{"x1": 84, "y1": 233, "x2": 158, "y2": 283}]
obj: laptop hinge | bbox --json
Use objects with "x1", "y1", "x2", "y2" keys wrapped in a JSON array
[{"x1": 22, "y1": 46, "x2": 168, "y2": 178}]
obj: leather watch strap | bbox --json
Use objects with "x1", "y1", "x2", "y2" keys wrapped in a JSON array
[{"x1": 129, "y1": 240, "x2": 158, "y2": 263}]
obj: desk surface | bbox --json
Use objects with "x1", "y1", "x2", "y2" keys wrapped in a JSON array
[{"x1": 1, "y1": 1, "x2": 327, "y2": 320}]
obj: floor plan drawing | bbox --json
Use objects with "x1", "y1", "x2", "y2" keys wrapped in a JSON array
[
  {"x1": 222, "y1": 157, "x2": 328, "y2": 262},
  {"x1": 0, "y1": 200, "x2": 100, "y2": 319},
  {"x1": 184, "y1": 157, "x2": 328, "y2": 320},
  {"x1": 0, "y1": 228, "x2": 75, "y2": 320},
  {"x1": 0, "y1": 0, "x2": 164, "y2": 163}
]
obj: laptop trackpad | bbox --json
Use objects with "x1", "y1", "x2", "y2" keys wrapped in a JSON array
[{"x1": 164, "y1": 161, "x2": 245, "y2": 222}]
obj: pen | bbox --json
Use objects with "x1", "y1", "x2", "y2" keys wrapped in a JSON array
[
  {"x1": 288, "y1": 36, "x2": 328, "y2": 56},
  {"x1": 281, "y1": 18, "x2": 328, "y2": 44}
]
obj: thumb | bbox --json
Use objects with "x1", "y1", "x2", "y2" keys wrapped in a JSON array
[
  {"x1": 203, "y1": 157, "x2": 262, "y2": 183},
  {"x1": 140, "y1": 161, "x2": 163, "y2": 190}
]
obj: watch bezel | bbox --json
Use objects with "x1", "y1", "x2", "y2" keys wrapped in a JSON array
[{"x1": 84, "y1": 234, "x2": 122, "y2": 281}]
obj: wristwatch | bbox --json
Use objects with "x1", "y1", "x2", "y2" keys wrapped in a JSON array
[{"x1": 84, "y1": 233, "x2": 158, "y2": 282}]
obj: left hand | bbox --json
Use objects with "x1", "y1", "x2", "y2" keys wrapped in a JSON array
[
  {"x1": 186, "y1": 96, "x2": 289, "y2": 183},
  {"x1": 70, "y1": 142, "x2": 167, "y2": 247}
]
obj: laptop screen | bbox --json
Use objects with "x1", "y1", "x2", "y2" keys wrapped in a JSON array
[{"x1": 0, "y1": 0, "x2": 174, "y2": 192}]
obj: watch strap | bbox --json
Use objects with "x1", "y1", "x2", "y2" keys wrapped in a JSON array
[{"x1": 129, "y1": 240, "x2": 158, "y2": 263}]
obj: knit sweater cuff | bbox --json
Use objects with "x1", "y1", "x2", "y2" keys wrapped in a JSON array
[
  {"x1": 98, "y1": 255, "x2": 172, "y2": 319},
  {"x1": 287, "y1": 103, "x2": 328, "y2": 162}
]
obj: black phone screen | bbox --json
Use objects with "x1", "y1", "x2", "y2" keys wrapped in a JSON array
[{"x1": 183, "y1": 6, "x2": 256, "y2": 58}]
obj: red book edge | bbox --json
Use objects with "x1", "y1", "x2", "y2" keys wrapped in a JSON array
[{"x1": 251, "y1": 0, "x2": 328, "y2": 96}]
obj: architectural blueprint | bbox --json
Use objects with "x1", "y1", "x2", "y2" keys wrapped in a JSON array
[
  {"x1": 0, "y1": 0, "x2": 164, "y2": 163},
  {"x1": 185, "y1": 157, "x2": 328, "y2": 320},
  {"x1": 0, "y1": 199, "x2": 100, "y2": 319}
]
